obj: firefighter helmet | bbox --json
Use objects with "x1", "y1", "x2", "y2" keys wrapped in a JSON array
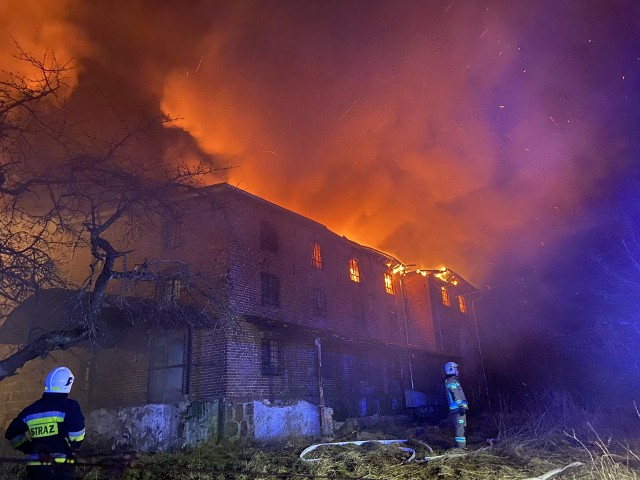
[
  {"x1": 444, "y1": 361, "x2": 459, "y2": 376},
  {"x1": 44, "y1": 367, "x2": 74, "y2": 393}
]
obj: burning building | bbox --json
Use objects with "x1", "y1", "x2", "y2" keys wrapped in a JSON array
[{"x1": 0, "y1": 183, "x2": 482, "y2": 450}]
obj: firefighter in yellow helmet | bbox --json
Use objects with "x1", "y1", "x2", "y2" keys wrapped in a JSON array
[
  {"x1": 5, "y1": 367, "x2": 85, "y2": 480},
  {"x1": 444, "y1": 361, "x2": 469, "y2": 449}
]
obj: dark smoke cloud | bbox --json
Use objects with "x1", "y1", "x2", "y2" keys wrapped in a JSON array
[
  {"x1": 160, "y1": 0, "x2": 640, "y2": 284},
  {"x1": 2, "y1": 0, "x2": 639, "y2": 287}
]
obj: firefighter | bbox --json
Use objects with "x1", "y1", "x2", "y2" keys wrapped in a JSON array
[
  {"x1": 444, "y1": 361, "x2": 469, "y2": 449},
  {"x1": 5, "y1": 367, "x2": 85, "y2": 480}
]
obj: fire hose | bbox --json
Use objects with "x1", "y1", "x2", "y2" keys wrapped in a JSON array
[{"x1": 299, "y1": 439, "x2": 416, "y2": 463}]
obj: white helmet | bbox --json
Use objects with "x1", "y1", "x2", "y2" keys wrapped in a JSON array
[
  {"x1": 44, "y1": 367, "x2": 74, "y2": 394},
  {"x1": 444, "y1": 361, "x2": 458, "y2": 376}
]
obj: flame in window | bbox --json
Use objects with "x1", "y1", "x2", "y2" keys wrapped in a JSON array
[
  {"x1": 349, "y1": 258, "x2": 360, "y2": 282},
  {"x1": 441, "y1": 286, "x2": 450, "y2": 307},
  {"x1": 458, "y1": 295, "x2": 466, "y2": 313},
  {"x1": 311, "y1": 242, "x2": 322, "y2": 269},
  {"x1": 384, "y1": 272, "x2": 395, "y2": 295}
]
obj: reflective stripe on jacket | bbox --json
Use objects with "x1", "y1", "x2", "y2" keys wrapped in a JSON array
[
  {"x1": 5, "y1": 393, "x2": 85, "y2": 457},
  {"x1": 27, "y1": 453, "x2": 76, "y2": 466},
  {"x1": 445, "y1": 375, "x2": 469, "y2": 411}
]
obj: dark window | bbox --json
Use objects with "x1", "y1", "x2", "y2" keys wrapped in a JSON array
[
  {"x1": 261, "y1": 273, "x2": 280, "y2": 307},
  {"x1": 262, "y1": 338, "x2": 284, "y2": 376},
  {"x1": 321, "y1": 351, "x2": 334, "y2": 380},
  {"x1": 157, "y1": 278, "x2": 182, "y2": 303},
  {"x1": 311, "y1": 242, "x2": 322, "y2": 269},
  {"x1": 148, "y1": 330, "x2": 185, "y2": 402},
  {"x1": 388, "y1": 309, "x2": 399, "y2": 330},
  {"x1": 353, "y1": 301, "x2": 365, "y2": 326},
  {"x1": 260, "y1": 221, "x2": 279, "y2": 252},
  {"x1": 312, "y1": 289, "x2": 327, "y2": 318},
  {"x1": 161, "y1": 216, "x2": 182, "y2": 250}
]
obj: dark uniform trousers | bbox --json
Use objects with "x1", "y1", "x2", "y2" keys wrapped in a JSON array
[{"x1": 26, "y1": 462, "x2": 76, "y2": 480}]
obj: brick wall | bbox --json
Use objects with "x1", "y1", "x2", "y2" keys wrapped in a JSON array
[
  {"x1": 89, "y1": 325, "x2": 151, "y2": 409},
  {"x1": 190, "y1": 327, "x2": 227, "y2": 398},
  {"x1": 49, "y1": 184, "x2": 446, "y2": 411},
  {"x1": 403, "y1": 274, "x2": 439, "y2": 351},
  {"x1": 321, "y1": 341, "x2": 407, "y2": 421},
  {"x1": 76, "y1": 185, "x2": 452, "y2": 417},
  {"x1": 223, "y1": 322, "x2": 318, "y2": 402},
  {"x1": 0, "y1": 183, "x2": 470, "y2": 444},
  {"x1": 215, "y1": 186, "x2": 408, "y2": 346},
  {"x1": 427, "y1": 279, "x2": 469, "y2": 356},
  {"x1": 408, "y1": 350, "x2": 449, "y2": 410}
]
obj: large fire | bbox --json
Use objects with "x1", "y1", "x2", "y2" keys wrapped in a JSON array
[{"x1": 1, "y1": 1, "x2": 634, "y2": 285}]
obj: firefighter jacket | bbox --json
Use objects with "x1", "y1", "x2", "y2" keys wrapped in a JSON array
[
  {"x1": 5, "y1": 393, "x2": 85, "y2": 464},
  {"x1": 445, "y1": 374, "x2": 469, "y2": 413}
]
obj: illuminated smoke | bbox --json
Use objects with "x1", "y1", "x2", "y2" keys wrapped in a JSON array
[
  {"x1": 3, "y1": 0, "x2": 638, "y2": 283},
  {"x1": 0, "y1": 0, "x2": 79, "y2": 79}
]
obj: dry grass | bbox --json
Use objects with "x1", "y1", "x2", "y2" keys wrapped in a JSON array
[{"x1": 0, "y1": 393, "x2": 638, "y2": 479}]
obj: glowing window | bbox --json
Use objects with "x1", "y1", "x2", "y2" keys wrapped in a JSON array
[
  {"x1": 441, "y1": 286, "x2": 451, "y2": 307},
  {"x1": 384, "y1": 272, "x2": 395, "y2": 295},
  {"x1": 311, "y1": 242, "x2": 322, "y2": 269},
  {"x1": 349, "y1": 258, "x2": 360, "y2": 282},
  {"x1": 458, "y1": 296, "x2": 466, "y2": 314}
]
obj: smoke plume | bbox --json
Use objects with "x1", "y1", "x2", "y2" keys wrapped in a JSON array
[{"x1": 2, "y1": 0, "x2": 638, "y2": 284}]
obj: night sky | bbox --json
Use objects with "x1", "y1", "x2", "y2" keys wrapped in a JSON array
[{"x1": 2, "y1": 0, "x2": 639, "y2": 393}]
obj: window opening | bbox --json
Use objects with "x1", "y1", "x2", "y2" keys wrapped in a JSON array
[
  {"x1": 148, "y1": 330, "x2": 185, "y2": 402},
  {"x1": 441, "y1": 286, "x2": 451, "y2": 307},
  {"x1": 312, "y1": 289, "x2": 327, "y2": 317},
  {"x1": 262, "y1": 338, "x2": 284, "y2": 376},
  {"x1": 353, "y1": 301, "x2": 365, "y2": 326},
  {"x1": 157, "y1": 278, "x2": 182, "y2": 303},
  {"x1": 311, "y1": 242, "x2": 323, "y2": 269},
  {"x1": 161, "y1": 216, "x2": 182, "y2": 250},
  {"x1": 458, "y1": 295, "x2": 466, "y2": 314},
  {"x1": 349, "y1": 258, "x2": 361, "y2": 282},
  {"x1": 384, "y1": 272, "x2": 395, "y2": 295},
  {"x1": 261, "y1": 273, "x2": 280, "y2": 307},
  {"x1": 260, "y1": 221, "x2": 279, "y2": 252}
]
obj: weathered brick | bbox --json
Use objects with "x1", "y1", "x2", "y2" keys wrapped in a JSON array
[{"x1": 0, "y1": 183, "x2": 479, "y2": 435}]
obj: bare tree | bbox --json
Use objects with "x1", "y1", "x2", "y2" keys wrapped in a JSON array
[
  {"x1": 0, "y1": 50, "x2": 224, "y2": 381},
  {"x1": 0, "y1": 48, "x2": 72, "y2": 319}
]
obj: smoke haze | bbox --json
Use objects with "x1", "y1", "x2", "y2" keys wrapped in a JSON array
[{"x1": 2, "y1": 0, "x2": 639, "y2": 285}]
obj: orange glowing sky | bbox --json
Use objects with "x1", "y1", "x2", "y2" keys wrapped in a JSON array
[{"x1": 2, "y1": 0, "x2": 637, "y2": 284}]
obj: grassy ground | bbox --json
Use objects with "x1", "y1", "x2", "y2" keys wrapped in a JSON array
[{"x1": 1, "y1": 395, "x2": 638, "y2": 479}]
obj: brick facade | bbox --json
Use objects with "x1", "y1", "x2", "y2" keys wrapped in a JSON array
[{"x1": 0, "y1": 183, "x2": 482, "y2": 444}]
